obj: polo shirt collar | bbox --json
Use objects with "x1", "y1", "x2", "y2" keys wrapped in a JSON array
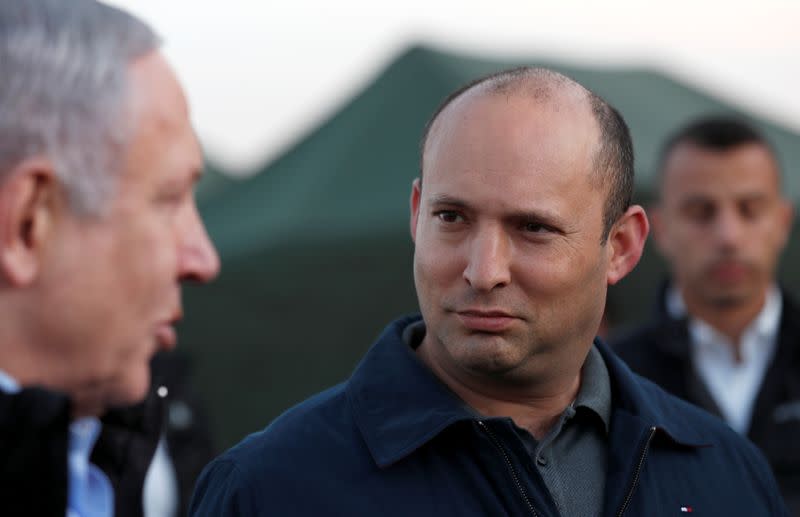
[{"x1": 574, "y1": 345, "x2": 611, "y2": 434}]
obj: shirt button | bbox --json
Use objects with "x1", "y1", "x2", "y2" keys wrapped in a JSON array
[{"x1": 537, "y1": 455, "x2": 547, "y2": 467}]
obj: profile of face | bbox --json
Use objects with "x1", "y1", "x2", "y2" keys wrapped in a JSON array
[
  {"x1": 35, "y1": 52, "x2": 220, "y2": 412},
  {"x1": 652, "y1": 142, "x2": 792, "y2": 310},
  {"x1": 410, "y1": 89, "x2": 645, "y2": 388}
]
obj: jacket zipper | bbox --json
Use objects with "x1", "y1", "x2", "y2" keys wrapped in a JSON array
[
  {"x1": 478, "y1": 420, "x2": 539, "y2": 517},
  {"x1": 617, "y1": 426, "x2": 657, "y2": 517}
]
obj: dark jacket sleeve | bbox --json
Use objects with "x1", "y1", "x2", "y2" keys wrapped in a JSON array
[{"x1": 189, "y1": 458, "x2": 261, "y2": 516}]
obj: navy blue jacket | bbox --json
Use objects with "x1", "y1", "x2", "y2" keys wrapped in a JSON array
[{"x1": 191, "y1": 315, "x2": 788, "y2": 516}]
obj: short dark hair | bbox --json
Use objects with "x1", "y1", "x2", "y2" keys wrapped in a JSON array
[
  {"x1": 657, "y1": 116, "x2": 779, "y2": 188},
  {"x1": 418, "y1": 67, "x2": 634, "y2": 242}
]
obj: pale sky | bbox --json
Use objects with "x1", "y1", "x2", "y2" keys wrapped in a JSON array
[{"x1": 109, "y1": 0, "x2": 800, "y2": 174}]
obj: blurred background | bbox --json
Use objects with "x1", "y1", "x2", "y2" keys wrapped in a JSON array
[{"x1": 109, "y1": 0, "x2": 800, "y2": 449}]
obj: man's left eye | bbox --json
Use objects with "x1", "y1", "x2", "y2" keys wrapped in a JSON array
[{"x1": 523, "y1": 222, "x2": 549, "y2": 233}]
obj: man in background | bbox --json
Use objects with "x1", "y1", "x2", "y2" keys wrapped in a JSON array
[
  {"x1": 192, "y1": 71, "x2": 788, "y2": 516},
  {"x1": 0, "y1": 1, "x2": 219, "y2": 515},
  {"x1": 613, "y1": 116, "x2": 799, "y2": 514}
]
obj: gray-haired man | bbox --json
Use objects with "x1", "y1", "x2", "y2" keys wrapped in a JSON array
[{"x1": 0, "y1": 1, "x2": 219, "y2": 514}]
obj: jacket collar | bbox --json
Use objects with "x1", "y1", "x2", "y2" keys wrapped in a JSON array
[
  {"x1": 348, "y1": 315, "x2": 709, "y2": 469},
  {"x1": 346, "y1": 315, "x2": 476, "y2": 468}
]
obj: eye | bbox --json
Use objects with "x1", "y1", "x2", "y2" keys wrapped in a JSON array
[
  {"x1": 434, "y1": 210, "x2": 464, "y2": 224},
  {"x1": 523, "y1": 221, "x2": 549, "y2": 233},
  {"x1": 683, "y1": 201, "x2": 715, "y2": 223},
  {"x1": 739, "y1": 199, "x2": 766, "y2": 220},
  {"x1": 519, "y1": 218, "x2": 560, "y2": 236}
]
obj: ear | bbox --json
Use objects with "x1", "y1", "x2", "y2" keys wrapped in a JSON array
[
  {"x1": 606, "y1": 204, "x2": 649, "y2": 286},
  {"x1": 776, "y1": 198, "x2": 795, "y2": 250},
  {"x1": 0, "y1": 158, "x2": 59, "y2": 286},
  {"x1": 647, "y1": 203, "x2": 670, "y2": 257},
  {"x1": 409, "y1": 178, "x2": 422, "y2": 242}
]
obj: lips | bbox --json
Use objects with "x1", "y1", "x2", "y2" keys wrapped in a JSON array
[
  {"x1": 456, "y1": 309, "x2": 518, "y2": 332},
  {"x1": 155, "y1": 309, "x2": 182, "y2": 350},
  {"x1": 708, "y1": 261, "x2": 749, "y2": 283},
  {"x1": 155, "y1": 322, "x2": 177, "y2": 349}
]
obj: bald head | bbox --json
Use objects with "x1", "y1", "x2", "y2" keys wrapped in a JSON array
[{"x1": 419, "y1": 67, "x2": 633, "y2": 240}]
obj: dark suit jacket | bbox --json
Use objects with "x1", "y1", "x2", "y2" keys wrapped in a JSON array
[
  {"x1": 0, "y1": 352, "x2": 215, "y2": 517},
  {"x1": 612, "y1": 287, "x2": 800, "y2": 515},
  {"x1": 0, "y1": 387, "x2": 70, "y2": 516}
]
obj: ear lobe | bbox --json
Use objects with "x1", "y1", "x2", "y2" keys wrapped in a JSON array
[
  {"x1": 0, "y1": 158, "x2": 58, "y2": 286},
  {"x1": 606, "y1": 205, "x2": 649, "y2": 286},
  {"x1": 409, "y1": 178, "x2": 422, "y2": 242}
]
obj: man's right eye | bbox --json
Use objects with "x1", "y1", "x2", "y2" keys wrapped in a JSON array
[{"x1": 434, "y1": 211, "x2": 463, "y2": 224}]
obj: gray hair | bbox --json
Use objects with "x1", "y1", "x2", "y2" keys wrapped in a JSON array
[{"x1": 0, "y1": 0, "x2": 160, "y2": 215}]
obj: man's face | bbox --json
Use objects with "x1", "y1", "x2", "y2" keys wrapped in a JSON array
[
  {"x1": 653, "y1": 142, "x2": 792, "y2": 310},
  {"x1": 411, "y1": 91, "x2": 614, "y2": 386},
  {"x1": 38, "y1": 52, "x2": 219, "y2": 411}
]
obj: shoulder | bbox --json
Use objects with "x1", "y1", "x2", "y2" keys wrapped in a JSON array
[
  {"x1": 222, "y1": 381, "x2": 355, "y2": 466},
  {"x1": 633, "y1": 369, "x2": 780, "y2": 480},
  {"x1": 189, "y1": 382, "x2": 371, "y2": 513},
  {"x1": 607, "y1": 318, "x2": 686, "y2": 377}
]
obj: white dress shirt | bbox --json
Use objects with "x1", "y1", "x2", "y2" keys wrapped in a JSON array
[{"x1": 666, "y1": 286, "x2": 782, "y2": 435}]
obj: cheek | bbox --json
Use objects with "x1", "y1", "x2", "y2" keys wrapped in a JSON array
[
  {"x1": 414, "y1": 239, "x2": 462, "y2": 285},
  {"x1": 515, "y1": 245, "x2": 599, "y2": 294},
  {"x1": 113, "y1": 222, "x2": 178, "y2": 295}
]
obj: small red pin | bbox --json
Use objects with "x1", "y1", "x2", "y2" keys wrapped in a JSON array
[{"x1": 680, "y1": 507, "x2": 693, "y2": 513}]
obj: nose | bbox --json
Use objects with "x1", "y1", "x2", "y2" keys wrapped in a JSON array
[
  {"x1": 463, "y1": 224, "x2": 511, "y2": 292},
  {"x1": 178, "y1": 202, "x2": 221, "y2": 283},
  {"x1": 713, "y1": 208, "x2": 745, "y2": 250}
]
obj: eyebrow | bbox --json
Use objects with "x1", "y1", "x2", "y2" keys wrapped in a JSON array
[
  {"x1": 679, "y1": 192, "x2": 769, "y2": 207},
  {"x1": 427, "y1": 194, "x2": 565, "y2": 226}
]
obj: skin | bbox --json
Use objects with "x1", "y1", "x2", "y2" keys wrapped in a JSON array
[
  {"x1": 410, "y1": 84, "x2": 647, "y2": 438},
  {"x1": 0, "y1": 51, "x2": 219, "y2": 416},
  {"x1": 652, "y1": 142, "x2": 793, "y2": 349}
]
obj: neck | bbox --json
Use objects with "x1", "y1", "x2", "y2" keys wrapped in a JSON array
[
  {"x1": 0, "y1": 338, "x2": 103, "y2": 418},
  {"x1": 679, "y1": 286, "x2": 768, "y2": 356},
  {"x1": 416, "y1": 341, "x2": 580, "y2": 439}
]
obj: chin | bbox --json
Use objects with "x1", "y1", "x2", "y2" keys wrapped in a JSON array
[
  {"x1": 456, "y1": 338, "x2": 526, "y2": 375},
  {"x1": 107, "y1": 370, "x2": 152, "y2": 409}
]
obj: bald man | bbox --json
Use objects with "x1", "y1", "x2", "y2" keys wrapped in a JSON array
[{"x1": 191, "y1": 70, "x2": 787, "y2": 516}]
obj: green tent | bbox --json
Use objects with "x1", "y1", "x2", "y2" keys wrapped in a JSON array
[{"x1": 181, "y1": 45, "x2": 800, "y2": 448}]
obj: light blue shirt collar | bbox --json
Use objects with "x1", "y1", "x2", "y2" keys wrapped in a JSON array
[{"x1": 0, "y1": 369, "x2": 20, "y2": 394}]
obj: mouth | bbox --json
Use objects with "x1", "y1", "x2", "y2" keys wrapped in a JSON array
[
  {"x1": 155, "y1": 310, "x2": 182, "y2": 350},
  {"x1": 707, "y1": 261, "x2": 750, "y2": 283},
  {"x1": 456, "y1": 309, "x2": 518, "y2": 332}
]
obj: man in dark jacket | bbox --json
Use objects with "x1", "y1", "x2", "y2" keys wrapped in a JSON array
[
  {"x1": 0, "y1": 1, "x2": 219, "y2": 515},
  {"x1": 192, "y1": 70, "x2": 788, "y2": 516},
  {"x1": 612, "y1": 117, "x2": 799, "y2": 514}
]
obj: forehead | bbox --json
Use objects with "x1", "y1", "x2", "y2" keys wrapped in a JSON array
[
  {"x1": 119, "y1": 51, "x2": 201, "y2": 190},
  {"x1": 422, "y1": 90, "x2": 602, "y2": 211},
  {"x1": 660, "y1": 143, "x2": 781, "y2": 203}
]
